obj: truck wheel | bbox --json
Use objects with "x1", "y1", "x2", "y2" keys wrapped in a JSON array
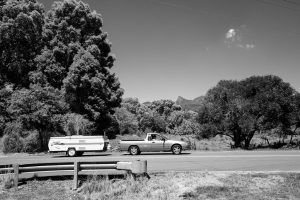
[
  {"x1": 129, "y1": 146, "x2": 140, "y2": 155},
  {"x1": 172, "y1": 144, "x2": 182, "y2": 155},
  {"x1": 67, "y1": 148, "x2": 77, "y2": 157}
]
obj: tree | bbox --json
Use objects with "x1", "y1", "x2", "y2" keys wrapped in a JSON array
[
  {"x1": 32, "y1": 0, "x2": 123, "y2": 134},
  {"x1": 149, "y1": 100, "x2": 181, "y2": 119},
  {"x1": 0, "y1": 85, "x2": 12, "y2": 136},
  {"x1": 63, "y1": 113, "x2": 94, "y2": 135},
  {"x1": 115, "y1": 107, "x2": 138, "y2": 135},
  {"x1": 63, "y1": 49, "x2": 123, "y2": 123},
  {"x1": 0, "y1": 0, "x2": 124, "y2": 152},
  {"x1": 121, "y1": 97, "x2": 141, "y2": 115},
  {"x1": 0, "y1": 0, "x2": 44, "y2": 87},
  {"x1": 198, "y1": 75, "x2": 297, "y2": 149},
  {"x1": 289, "y1": 92, "x2": 300, "y2": 143},
  {"x1": 6, "y1": 85, "x2": 68, "y2": 151}
]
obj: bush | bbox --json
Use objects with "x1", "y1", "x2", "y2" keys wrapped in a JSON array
[
  {"x1": 22, "y1": 130, "x2": 40, "y2": 153},
  {"x1": 0, "y1": 174, "x2": 14, "y2": 189},
  {"x1": 2, "y1": 133, "x2": 24, "y2": 153},
  {"x1": 196, "y1": 124, "x2": 218, "y2": 139},
  {"x1": 0, "y1": 137, "x2": 3, "y2": 153}
]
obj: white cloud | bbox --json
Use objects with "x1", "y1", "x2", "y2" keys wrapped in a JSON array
[
  {"x1": 246, "y1": 44, "x2": 255, "y2": 49},
  {"x1": 225, "y1": 27, "x2": 255, "y2": 50},
  {"x1": 226, "y1": 29, "x2": 236, "y2": 40}
]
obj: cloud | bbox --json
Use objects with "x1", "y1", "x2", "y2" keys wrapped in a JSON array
[
  {"x1": 225, "y1": 27, "x2": 255, "y2": 50},
  {"x1": 245, "y1": 44, "x2": 255, "y2": 49},
  {"x1": 236, "y1": 44, "x2": 255, "y2": 50},
  {"x1": 226, "y1": 29, "x2": 237, "y2": 40}
]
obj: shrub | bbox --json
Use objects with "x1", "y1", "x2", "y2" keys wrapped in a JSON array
[
  {"x1": 2, "y1": 133, "x2": 24, "y2": 153},
  {"x1": 22, "y1": 130, "x2": 40, "y2": 153},
  {"x1": 0, "y1": 174, "x2": 14, "y2": 189},
  {"x1": 0, "y1": 137, "x2": 3, "y2": 153}
]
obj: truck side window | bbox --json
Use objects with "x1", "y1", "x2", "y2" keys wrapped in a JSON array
[{"x1": 151, "y1": 134, "x2": 156, "y2": 140}]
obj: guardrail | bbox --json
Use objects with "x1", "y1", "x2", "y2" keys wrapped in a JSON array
[{"x1": 0, "y1": 160, "x2": 148, "y2": 190}]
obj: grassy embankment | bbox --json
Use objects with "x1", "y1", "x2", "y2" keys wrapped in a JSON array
[{"x1": 1, "y1": 172, "x2": 300, "y2": 200}]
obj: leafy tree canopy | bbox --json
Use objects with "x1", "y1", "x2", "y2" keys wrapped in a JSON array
[
  {"x1": 0, "y1": 0, "x2": 44, "y2": 87},
  {"x1": 198, "y1": 75, "x2": 297, "y2": 149},
  {"x1": 0, "y1": 0, "x2": 123, "y2": 152}
]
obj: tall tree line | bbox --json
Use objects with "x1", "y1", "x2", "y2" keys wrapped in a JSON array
[{"x1": 0, "y1": 0, "x2": 123, "y2": 152}]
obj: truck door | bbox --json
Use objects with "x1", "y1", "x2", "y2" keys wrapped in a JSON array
[{"x1": 150, "y1": 134, "x2": 165, "y2": 151}]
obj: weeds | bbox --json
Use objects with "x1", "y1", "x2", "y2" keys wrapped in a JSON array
[
  {"x1": 0, "y1": 137, "x2": 3, "y2": 153},
  {"x1": 1, "y1": 172, "x2": 300, "y2": 200},
  {"x1": 0, "y1": 173, "x2": 14, "y2": 189},
  {"x1": 81, "y1": 175, "x2": 149, "y2": 200}
]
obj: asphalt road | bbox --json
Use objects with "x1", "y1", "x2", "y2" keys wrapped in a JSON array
[{"x1": 1, "y1": 151, "x2": 300, "y2": 172}]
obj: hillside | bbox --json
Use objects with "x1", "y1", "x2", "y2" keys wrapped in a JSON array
[{"x1": 175, "y1": 96, "x2": 205, "y2": 111}]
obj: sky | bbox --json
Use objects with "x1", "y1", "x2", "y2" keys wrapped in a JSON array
[{"x1": 39, "y1": 0, "x2": 300, "y2": 102}]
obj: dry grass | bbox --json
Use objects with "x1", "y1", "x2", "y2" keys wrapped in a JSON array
[
  {"x1": 0, "y1": 173, "x2": 14, "y2": 190},
  {"x1": 0, "y1": 172, "x2": 299, "y2": 200},
  {"x1": 75, "y1": 172, "x2": 300, "y2": 200},
  {"x1": 171, "y1": 134, "x2": 232, "y2": 151}
]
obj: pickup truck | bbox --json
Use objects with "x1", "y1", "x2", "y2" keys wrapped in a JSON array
[{"x1": 119, "y1": 133, "x2": 189, "y2": 155}]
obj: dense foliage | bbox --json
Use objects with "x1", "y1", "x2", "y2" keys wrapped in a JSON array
[
  {"x1": 115, "y1": 98, "x2": 201, "y2": 136},
  {"x1": 0, "y1": 0, "x2": 123, "y2": 152},
  {"x1": 197, "y1": 75, "x2": 299, "y2": 149}
]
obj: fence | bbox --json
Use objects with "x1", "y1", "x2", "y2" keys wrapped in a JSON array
[{"x1": 0, "y1": 160, "x2": 148, "y2": 190}]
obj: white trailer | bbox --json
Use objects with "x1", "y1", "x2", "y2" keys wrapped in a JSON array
[{"x1": 48, "y1": 135, "x2": 110, "y2": 157}]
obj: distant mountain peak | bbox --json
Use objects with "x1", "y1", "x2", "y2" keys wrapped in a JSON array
[{"x1": 176, "y1": 96, "x2": 205, "y2": 111}]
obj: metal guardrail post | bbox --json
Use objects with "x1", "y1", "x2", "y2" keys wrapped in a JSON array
[
  {"x1": 131, "y1": 160, "x2": 147, "y2": 174},
  {"x1": 116, "y1": 160, "x2": 149, "y2": 179},
  {"x1": 73, "y1": 161, "x2": 79, "y2": 190},
  {"x1": 13, "y1": 164, "x2": 19, "y2": 190}
]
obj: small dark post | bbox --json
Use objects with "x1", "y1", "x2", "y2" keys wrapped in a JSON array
[
  {"x1": 73, "y1": 161, "x2": 80, "y2": 190},
  {"x1": 13, "y1": 164, "x2": 19, "y2": 190}
]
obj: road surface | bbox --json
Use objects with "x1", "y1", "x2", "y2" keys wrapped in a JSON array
[{"x1": 1, "y1": 151, "x2": 300, "y2": 172}]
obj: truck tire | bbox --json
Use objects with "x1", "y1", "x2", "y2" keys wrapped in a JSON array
[
  {"x1": 129, "y1": 146, "x2": 140, "y2": 155},
  {"x1": 67, "y1": 148, "x2": 77, "y2": 157},
  {"x1": 172, "y1": 144, "x2": 182, "y2": 155}
]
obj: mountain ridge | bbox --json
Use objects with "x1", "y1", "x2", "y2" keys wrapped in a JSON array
[{"x1": 175, "y1": 96, "x2": 205, "y2": 111}]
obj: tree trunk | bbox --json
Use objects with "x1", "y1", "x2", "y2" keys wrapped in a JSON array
[
  {"x1": 244, "y1": 130, "x2": 255, "y2": 150},
  {"x1": 39, "y1": 130, "x2": 44, "y2": 152},
  {"x1": 233, "y1": 130, "x2": 242, "y2": 148}
]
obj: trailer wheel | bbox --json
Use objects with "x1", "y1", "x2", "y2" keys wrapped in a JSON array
[
  {"x1": 67, "y1": 148, "x2": 77, "y2": 157},
  {"x1": 172, "y1": 144, "x2": 182, "y2": 155},
  {"x1": 129, "y1": 146, "x2": 140, "y2": 155}
]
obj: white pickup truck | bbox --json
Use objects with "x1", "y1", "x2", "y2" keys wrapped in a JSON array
[
  {"x1": 119, "y1": 133, "x2": 189, "y2": 155},
  {"x1": 48, "y1": 135, "x2": 110, "y2": 157}
]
